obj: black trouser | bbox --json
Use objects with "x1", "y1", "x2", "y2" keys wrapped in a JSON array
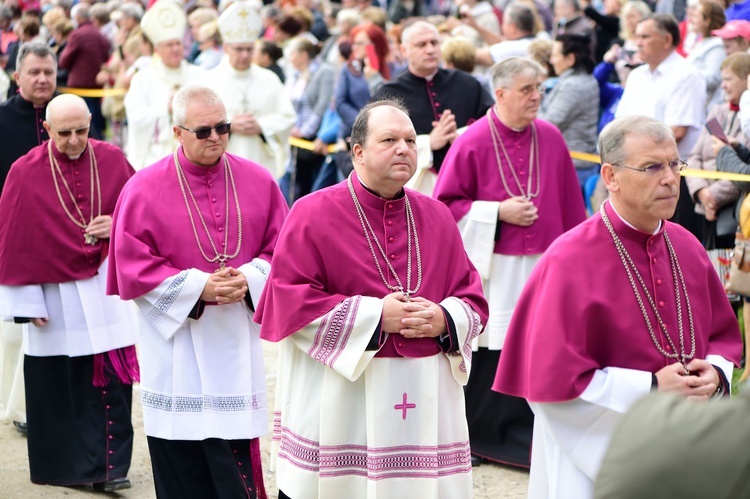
[{"x1": 147, "y1": 436, "x2": 259, "y2": 499}]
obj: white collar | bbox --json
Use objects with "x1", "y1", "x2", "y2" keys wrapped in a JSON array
[{"x1": 608, "y1": 199, "x2": 662, "y2": 234}]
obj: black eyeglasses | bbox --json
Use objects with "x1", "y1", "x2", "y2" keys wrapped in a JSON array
[
  {"x1": 178, "y1": 123, "x2": 231, "y2": 140},
  {"x1": 613, "y1": 160, "x2": 687, "y2": 175}
]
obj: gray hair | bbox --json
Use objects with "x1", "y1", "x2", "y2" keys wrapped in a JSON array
[
  {"x1": 0, "y1": 6, "x2": 12, "y2": 20},
  {"x1": 17, "y1": 42, "x2": 57, "y2": 73},
  {"x1": 89, "y1": 3, "x2": 111, "y2": 25},
  {"x1": 598, "y1": 115, "x2": 675, "y2": 166},
  {"x1": 489, "y1": 57, "x2": 545, "y2": 90},
  {"x1": 505, "y1": 2, "x2": 536, "y2": 35},
  {"x1": 401, "y1": 20, "x2": 438, "y2": 46},
  {"x1": 336, "y1": 8, "x2": 360, "y2": 27},
  {"x1": 172, "y1": 85, "x2": 226, "y2": 127},
  {"x1": 71, "y1": 3, "x2": 90, "y2": 21},
  {"x1": 351, "y1": 99, "x2": 410, "y2": 156},
  {"x1": 118, "y1": 2, "x2": 144, "y2": 21}
]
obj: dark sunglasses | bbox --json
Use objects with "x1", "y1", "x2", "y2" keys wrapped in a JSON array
[
  {"x1": 50, "y1": 125, "x2": 90, "y2": 138},
  {"x1": 178, "y1": 123, "x2": 231, "y2": 140}
]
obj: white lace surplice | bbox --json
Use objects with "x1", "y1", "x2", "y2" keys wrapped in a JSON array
[{"x1": 135, "y1": 260, "x2": 269, "y2": 441}]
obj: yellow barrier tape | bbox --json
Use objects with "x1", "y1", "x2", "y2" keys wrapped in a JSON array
[
  {"x1": 569, "y1": 151, "x2": 750, "y2": 182},
  {"x1": 289, "y1": 136, "x2": 337, "y2": 154},
  {"x1": 59, "y1": 87, "x2": 128, "y2": 98},
  {"x1": 570, "y1": 151, "x2": 602, "y2": 163},
  {"x1": 680, "y1": 168, "x2": 750, "y2": 182}
]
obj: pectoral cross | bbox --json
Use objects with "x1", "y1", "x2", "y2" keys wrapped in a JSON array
[
  {"x1": 84, "y1": 233, "x2": 98, "y2": 245},
  {"x1": 216, "y1": 256, "x2": 227, "y2": 272}
]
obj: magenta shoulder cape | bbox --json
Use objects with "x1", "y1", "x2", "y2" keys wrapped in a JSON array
[
  {"x1": 493, "y1": 201, "x2": 742, "y2": 402},
  {"x1": 107, "y1": 148, "x2": 289, "y2": 300},
  {"x1": 0, "y1": 139, "x2": 134, "y2": 285},
  {"x1": 434, "y1": 115, "x2": 586, "y2": 255},
  {"x1": 254, "y1": 173, "x2": 489, "y2": 342}
]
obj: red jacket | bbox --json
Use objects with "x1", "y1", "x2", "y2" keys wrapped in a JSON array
[{"x1": 59, "y1": 22, "x2": 111, "y2": 88}]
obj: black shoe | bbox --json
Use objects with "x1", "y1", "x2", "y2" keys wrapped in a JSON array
[
  {"x1": 93, "y1": 477, "x2": 131, "y2": 492},
  {"x1": 13, "y1": 421, "x2": 27, "y2": 435},
  {"x1": 471, "y1": 455, "x2": 485, "y2": 467}
]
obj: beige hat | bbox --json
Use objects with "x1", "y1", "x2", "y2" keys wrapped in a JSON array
[
  {"x1": 141, "y1": 0, "x2": 187, "y2": 46},
  {"x1": 218, "y1": 0, "x2": 263, "y2": 44}
]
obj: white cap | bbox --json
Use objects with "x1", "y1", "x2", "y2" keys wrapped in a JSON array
[
  {"x1": 218, "y1": 0, "x2": 263, "y2": 44},
  {"x1": 141, "y1": 0, "x2": 187, "y2": 46}
]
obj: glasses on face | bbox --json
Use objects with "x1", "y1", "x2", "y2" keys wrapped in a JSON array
[
  {"x1": 51, "y1": 126, "x2": 90, "y2": 138},
  {"x1": 613, "y1": 160, "x2": 687, "y2": 175},
  {"x1": 178, "y1": 123, "x2": 231, "y2": 140},
  {"x1": 505, "y1": 84, "x2": 546, "y2": 96}
]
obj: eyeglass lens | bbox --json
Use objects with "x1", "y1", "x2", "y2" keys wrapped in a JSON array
[
  {"x1": 57, "y1": 127, "x2": 89, "y2": 138},
  {"x1": 194, "y1": 124, "x2": 231, "y2": 139}
]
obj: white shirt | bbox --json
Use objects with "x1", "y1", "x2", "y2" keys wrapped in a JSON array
[
  {"x1": 615, "y1": 51, "x2": 706, "y2": 158},
  {"x1": 489, "y1": 37, "x2": 534, "y2": 64}
]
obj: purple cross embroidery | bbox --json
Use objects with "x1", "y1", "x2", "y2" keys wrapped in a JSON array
[{"x1": 394, "y1": 392, "x2": 416, "y2": 420}]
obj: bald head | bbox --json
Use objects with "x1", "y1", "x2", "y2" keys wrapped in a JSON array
[
  {"x1": 46, "y1": 94, "x2": 90, "y2": 124},
  {"x1": 44, "y1": 94, "x2": 92, "y2": 158}
]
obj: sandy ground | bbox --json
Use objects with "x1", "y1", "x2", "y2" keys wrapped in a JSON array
[{"x1": 0, "y1": 341, "x2": 529, "y2": 498}]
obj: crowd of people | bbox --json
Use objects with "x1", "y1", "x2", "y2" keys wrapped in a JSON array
[{"x1": 0, "y1": 0, "x2": 750, "y2": 497}]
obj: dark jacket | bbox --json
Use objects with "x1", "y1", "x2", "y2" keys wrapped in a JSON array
[{"x1": 59, "y1": 22, "x2": 111, "y2": 88}]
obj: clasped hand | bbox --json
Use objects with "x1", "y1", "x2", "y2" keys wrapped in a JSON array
[
  {"x1": 499, "y1": 197, "x2": 538, "y2": 226},
  {"x1": 231, "y1": 112, "x2": 262, "y2": 136},
  {"x1": 655, "y1": 359, "x2": 720, "y2": 401},
  {"x1": 86, "y1": 215, "x2": 113, "y2": 239},
  {"x1": 200, "y1": 267, "x2": 248, "y2": 305},
  {"x1": 382, "y1": 292, "x2": 447, "y2": 338}
]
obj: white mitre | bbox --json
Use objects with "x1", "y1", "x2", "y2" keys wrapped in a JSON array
[
  {"x1": 141, "y1": 0, "x2": 187, "y2": 45},
  {"x1": 218, "y1": 0, "x2": 263, "y2": 44}
]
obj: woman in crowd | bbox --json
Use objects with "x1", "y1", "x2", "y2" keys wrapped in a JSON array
[
  {"x1": 50, "y1": 18, "x2": 73, "y2": 87},
  {"x1": 689, "y1": 53, "x2": 750, "y2": 249},
  {"x1": 335, "y1": 23, "x2": 389, "y2": 141},
  {"x1": 386, "y1": 23, "x2": 407, "y2": 77},
  {"x1": 712, "y1": 53, "x2": 750, "y2": 383},
  {"x1": 335, "y1": 24, "x2": 390, "y2": 177},
  {"x1": 613, "y1": 0, "x2": 650, "y2": 82},
  {"x1": 540, "y1": 33, "x2": 599, "y2": 189},
  {"x1": 285, "y1": 37, "x2": 335, "y2": 202},
  {"x1": 255, "y1": 40, "x2": 286, "y2": 83},
  {"x1": 194, "y1": 20, "x2": 223, "y2": 70},
  {"x1": 688, "y1": 0, "x2": 727, "y2": 110}
]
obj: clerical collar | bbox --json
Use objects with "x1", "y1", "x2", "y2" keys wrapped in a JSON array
[
  {"x1": 608, "y1": 199, "x2": 661, "y2": 234},
  {"x1": 358, "y1": 177, "x2": 405, "y2": 200},
  {"x1": 492, "y1": 106, "x2": 529, "y2": 133},
  {"x1": 412, "y1": 69, "x2": 438, "y2": 82}
]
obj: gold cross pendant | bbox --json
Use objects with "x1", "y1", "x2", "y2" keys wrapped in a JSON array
[{"x1": 84, "y1": 233, "x2": 98, "y2": 245}]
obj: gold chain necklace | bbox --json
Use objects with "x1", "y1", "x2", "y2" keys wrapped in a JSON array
[
  {"x1": 347, "y1": 174, "x2": 422, "y2": 301},
  {"x1": 173, "y1": 151, "x2": 242, "y2": 270},
  {"x1": 601, "y1": 205, "x2": 696, "y2": 371},
  {"x1": 487, "y1": 108, "x2": 541, "y2": 200},
  {"x1": 48, "y1": 141, "x2": 101, "y2": 245}
]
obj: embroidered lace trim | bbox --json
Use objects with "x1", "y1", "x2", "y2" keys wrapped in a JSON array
[
  {"x1": 147, "y1": 270, "x2": 188, "y2": 326},
  {"x1": 142, "y1": 390, "x2": 267, "y2": 413}
]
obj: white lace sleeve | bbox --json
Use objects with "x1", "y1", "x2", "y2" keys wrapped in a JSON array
[{"x1": 133, "y1": 269, "x2": 209, "y2": 340}]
